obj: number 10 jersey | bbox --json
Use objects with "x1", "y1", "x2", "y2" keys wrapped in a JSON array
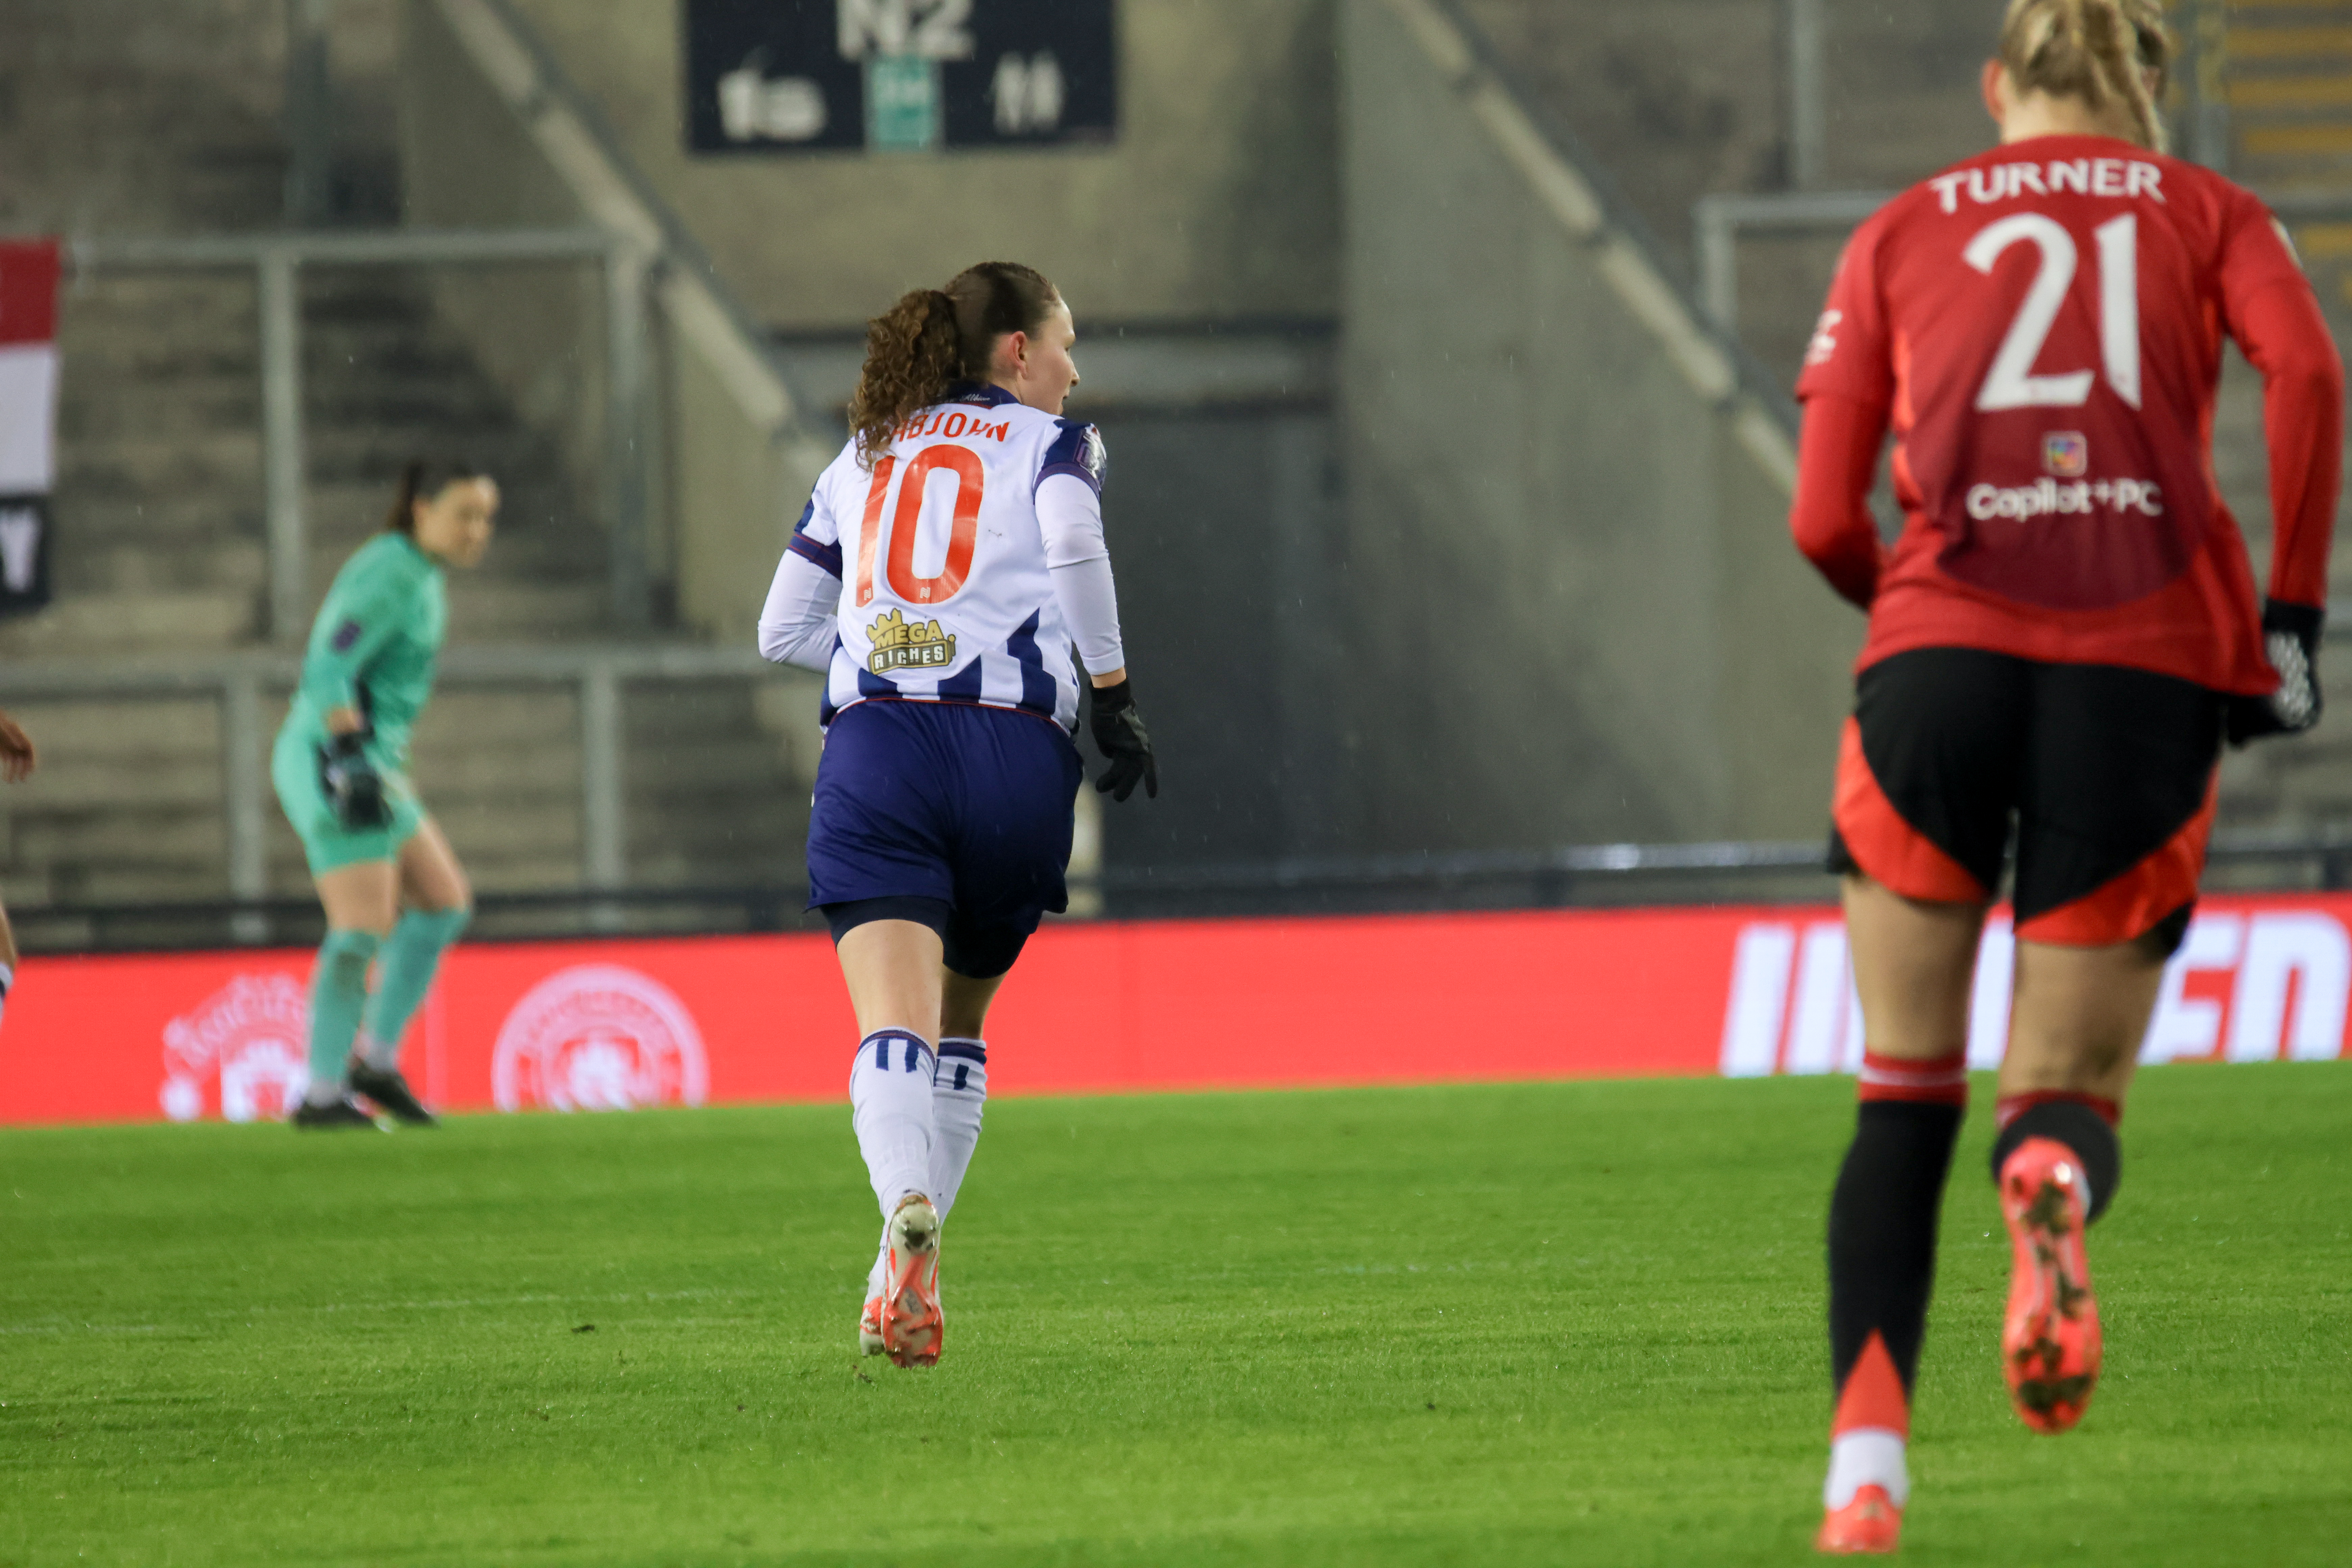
[
  {"x1": 1798, "y1": 133, "x2": 2333, "y2": 695},
  {"x1": 786, "y1": 383, "x2": 1103, "y2": 731}
]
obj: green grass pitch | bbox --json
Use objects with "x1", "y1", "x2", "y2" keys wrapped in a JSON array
[{"x1": 3, "y1": 1065, "x2": 2348, "y2": 1566}]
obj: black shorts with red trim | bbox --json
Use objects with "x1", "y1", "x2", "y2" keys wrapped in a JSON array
[{"x1": 1827, "y1": 647, "x2": 2223, "y2": 949}]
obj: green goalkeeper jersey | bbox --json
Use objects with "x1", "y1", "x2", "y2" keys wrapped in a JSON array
[{"x1": 285, "y1": 532, "x2": 448, "y2": 768}]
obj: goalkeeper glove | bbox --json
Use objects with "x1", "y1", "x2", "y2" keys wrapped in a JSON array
[
  {"x1": 316, "y1": 733, "x2": 392, "y2": 829},
  {"x1": 2228, "y1": 598, "x2": 2324, "y2": 746},
  {"x1": 1087, "y1": 678, "x2": 1159, "y2": 803}
]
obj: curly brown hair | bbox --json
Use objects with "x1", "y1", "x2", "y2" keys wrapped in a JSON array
[
  {"x1": 1997, "y1": 0, "x2": 2171, "y2": 152},
  {"x1": 847, "y1": 262, "x2": 1062, "y2": 468}
]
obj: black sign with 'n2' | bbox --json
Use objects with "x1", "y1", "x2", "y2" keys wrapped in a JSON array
[{"x1": 683, "y1": 0, "x2": 1117, "y2": 155}]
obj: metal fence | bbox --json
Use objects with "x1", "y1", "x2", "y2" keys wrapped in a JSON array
[
  {"x1": 16, "y1": 826, "x2": 2352, "y2": 955},
  {"x1": 69, "y1": 226, "x2": 658, "y2": 636},
  {"x1": 0, "y1": 643, "x2": 788, "y2": 930}
]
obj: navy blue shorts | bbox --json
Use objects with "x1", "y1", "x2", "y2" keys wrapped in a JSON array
[{"x1": 807, "y1": 700, "x2": 1083, "y2": 978}]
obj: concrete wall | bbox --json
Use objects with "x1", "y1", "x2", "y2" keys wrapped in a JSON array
[
  {"x1": 398, "y1": 0, "x2": 843, "y2": 649},
  {"x1": 398, "y1": 0, "x2": 610, "y2": 536},
  {"x1": 498, "y1": 0, "x2": 1340, "y2": 329},
  {"x1": 1338, "y1": 0, "x2": 1860, "y2": 851}
]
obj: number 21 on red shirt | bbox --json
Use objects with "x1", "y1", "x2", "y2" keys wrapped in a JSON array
[{"x1": 1966, "y1": 213, "x2": 2140, "y2": 412}]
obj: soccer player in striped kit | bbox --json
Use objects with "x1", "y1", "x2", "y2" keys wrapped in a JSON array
[
  {"x1": 758, "y1": 262, "x2": 1157, "y2": 1368},
  {"x1": 1791, "y1": 0, "x2": 2341, "y2": 1550}
]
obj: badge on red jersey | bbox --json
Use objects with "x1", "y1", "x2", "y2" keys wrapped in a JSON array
[{"x1": 2042, "y1": 432, "x2": 2087, "y2": 477}]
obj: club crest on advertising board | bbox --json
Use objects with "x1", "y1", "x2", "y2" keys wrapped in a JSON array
[
  {"x1": 491, "y1": 965, "x2": 709, "y2": 1113},
  {"x1": 160, "y1": 974, "x2": 311, "y2": 1123}
]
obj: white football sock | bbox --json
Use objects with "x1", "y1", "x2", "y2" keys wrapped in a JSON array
[
  {"x1": 353, "y1": 1029, "x2": 399, "y2": 1072},
  {"x1": 1824, "y1": 1428, "x2": 1909, "y2": 1510},
  {"x1": 929, "y1": 1038, "x2": 988, "y2": 1222},
  {"x1": 848, "y1": 1029, "x2": 938, "y2": 1218}
]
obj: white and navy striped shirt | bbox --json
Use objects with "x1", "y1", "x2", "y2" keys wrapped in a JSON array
[{"x1": 758, "y1": 383, "x2": 1118, "y2": 732}]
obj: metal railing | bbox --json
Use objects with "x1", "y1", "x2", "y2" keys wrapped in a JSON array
[
  {"x1": 1692, "y1": 190, "x2": 1894, "y2": 334},
  {"x1": 0, "y1": 642, "x2": 791, "y2": 909},
  {"x1": 1693, "y1": 188, "x2": 2352, "y2": 339},
  {"x1": 68, "y1": 226, "x2": 656, "y2": 638},
  {"x1": 16, "y1": 827, "x2": 2352, "y2": 954}
]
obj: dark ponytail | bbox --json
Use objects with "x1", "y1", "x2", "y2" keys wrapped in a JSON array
[
  {"x1": 385, "y1": 457, "x2": 489, "y2": 534},
  {"x1": 847, "y1": 261, "x2": 1062, "y2": 467}
]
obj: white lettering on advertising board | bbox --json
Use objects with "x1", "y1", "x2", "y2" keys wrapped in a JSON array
[{"x1": 1719, "y1": 909, "x2": 2352, "y2": 1076}]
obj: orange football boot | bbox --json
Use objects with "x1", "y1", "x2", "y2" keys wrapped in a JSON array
[
  {"x1": 879, "y1": 1195, "x2": 944, "y2": 1369},
  {"x1": 1999, "y1": 1136, "x2": 2100, "y2": 1432},
  {"x1": 1816, "y1": 1483, "x2": 1902, "y2": 1554},
  {"x1": 857, "y1": 1290, "x2": 886, "y2": 1356}
]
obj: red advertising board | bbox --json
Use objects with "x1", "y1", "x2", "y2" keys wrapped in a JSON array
[{"x1": 2, "y1": 895, "x2": 2347, "y2": 1127}]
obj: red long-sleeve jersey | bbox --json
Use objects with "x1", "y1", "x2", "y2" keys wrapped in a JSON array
[{"x1": 1792, "y1": 134, "x2": 2343, "y2": 695}]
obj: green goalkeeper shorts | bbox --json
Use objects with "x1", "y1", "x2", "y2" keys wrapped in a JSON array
[{"x1": 270, "y1": 721, "x2": 427, "y2": 875}]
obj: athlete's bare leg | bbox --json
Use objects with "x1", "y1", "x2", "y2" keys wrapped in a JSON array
[
  {"x1": 837, "y1": 919, "x2": 947, "y2": 1042},
  {"x1": 313, "y1": 859, "x2": 400, "y2": 937},
  {"x1": 940, "y1": 968, "x2": 1007, "y2": 1040},
  {"x1": 396, "y1": 818, "x2": 471, "y2": 915},
  {"x1": 0, "y1": 899, "x2": 19, "y2": 971},
  {"x1": 1842, "y1": 873, "x2": 1989, "y2": 1059},
  {"x1": 2002, "y1": 935, "x2": 2166, "y2": 1103}
]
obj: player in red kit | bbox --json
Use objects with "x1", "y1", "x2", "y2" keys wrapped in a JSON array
[{"x1": 1790, "y1": 0, "x2": 2342, "y2": 1552}]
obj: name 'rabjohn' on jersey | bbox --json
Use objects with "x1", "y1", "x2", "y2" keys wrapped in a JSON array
[
  {"x1": 788, "y1": 382, "x2": 1104, "y2": 731},
  {"x1": 1800, "y1": 135, "x2": 2311, "y2": 615}
]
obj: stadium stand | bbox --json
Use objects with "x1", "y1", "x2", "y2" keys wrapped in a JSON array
[
  {"x1": 4, "y1": 0, "x2": 2352, "y2": 935},
  {"x1": 1464, "y1": 0, "x2": 2352, "y2": 855},
  {"x1": 0, "y1": 0, "x2": 812, "y2": 928}
]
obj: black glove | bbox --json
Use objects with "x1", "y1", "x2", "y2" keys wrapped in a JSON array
[
  {"x1": 2227, "y1": 598, "x2": 2324, "y2": 747},
  {"x1": 1086, "y1": 678, "x2": 1159, "y2": 803},
  {"x1": 316, "y1": 732, "x2": 391, "y2": 829}
]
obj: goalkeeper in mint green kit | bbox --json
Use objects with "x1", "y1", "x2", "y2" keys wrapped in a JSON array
[{"x1": 274, "y1": 459, "x2": 496, "y2": 1129}]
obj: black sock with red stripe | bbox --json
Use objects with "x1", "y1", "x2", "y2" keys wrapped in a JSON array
[
  {"x1": 1992, "y1": 1093, "x2": 2120, "y2": 1224},
  {"x1": 1828, "y1": 1052, "x2": 1968, "y2": 1416}
]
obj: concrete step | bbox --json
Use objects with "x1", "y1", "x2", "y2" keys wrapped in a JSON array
[
  {"x1": 54, "y1": 539, "x2": 269, "y2": 598},
  {"x1": 0, "y1": 590, "x2": 256, "y2": 657},
  {"x1": 2229, "y1": 26, "x2": 2352, "y2": 63},
  {"x1": 411, "y1": 689, "x2": 582, "y2": 750},
  {"x1": 0, "y1": 751, "x2": 228, "y2": 813},
  {"x1": 6, "y1": 808, "x2": 226, "y2": 872},
  {"x1": 2241, "y1": 123, "x2": 2352, "y2": 158},
  {"x1": 57, "y1": 381, "x2": 261, "y2": 442},
  {"x1": 628, "y1": 808, "x2": 805, "y2": 864},
  {"x1": 2229, "y1": 76, "x2": 2352, "y2": 112},
  {"x1": 61, "y1": 273, "x2": 259, "y2": 328},
  {"x1": 405, "y1": 740, "x2": 582, "y2": 799},
  {"x1": 0, "y1": 695, "x2": 221, "y2": 759},
  {"x1": 57, "y1": 495, "x2": 264, "y2": 545},
  {"x1": 302, "y1": 426, "x2": 547, "y2": 487},
  {"x1": 430, "y1": 797, "x2": 584, "y2": 862},
  {"x1": 448, "y1": 579, "x2": 610, "y2": 638},
  {"x1": 58, "y1": 431, "x2": 263, "y2": 501},
  {"x1": 63, "y1": 866, "x2": 239, "y2": 905}
]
